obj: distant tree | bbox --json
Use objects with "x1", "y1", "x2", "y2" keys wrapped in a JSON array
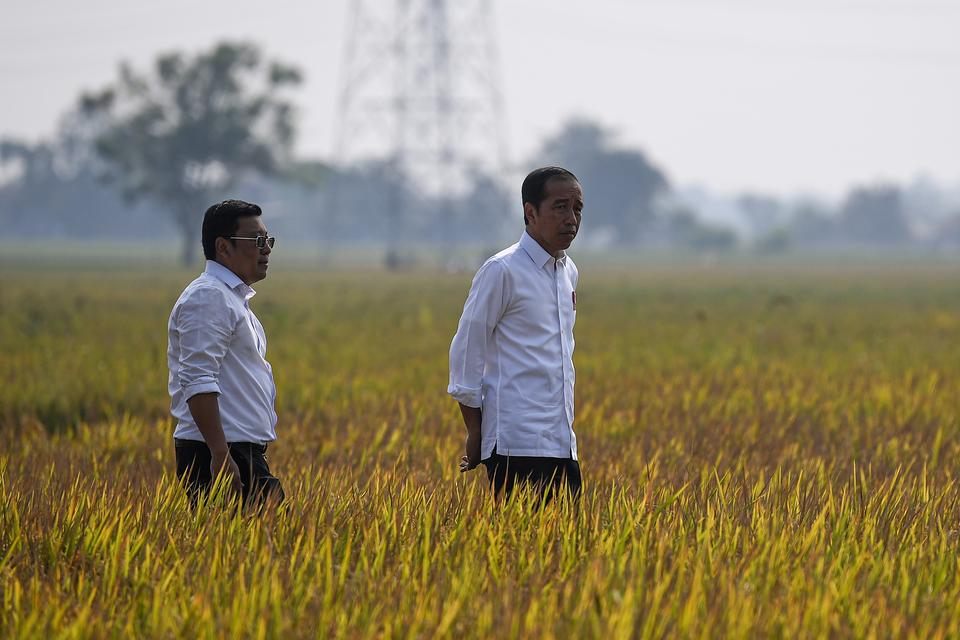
[
  {"x1": 902, "y1": 175, "x2": 952, "y2": 239},
  {"x1": 328, "y1": 159, "x2": 409, "y2": 244},
  {"x1": 532, "y1": 119, "x2": 669, "y2": 244},
  {"x1": 787, "y1": 201, "x2": 837, "y2": 247},
  {"x1": 0, "y1": 137, "x2": 169, "y2": 238},
  {"x1": 76, "y1": 42, "x2": 302, "y2": 264},
  {"x1": 279, "y1": 159, "x2": 333, "y2": 190},
  {"x1": 838, "y1": 184, "x2": 911, "y2": 246},
  {"x1": 0, "y1": 140, "x2": 30, "y2": 190},
  {"x1": 0, "y1": 140, "x2": 55, "y2": 230},
  {"x1": 449, "y1": 171, "x2": 512, "y2": 244},
  {"x1": 754, "y1": 228, "x2": 791, "y2": 254},
  {"x1": 664, "y1": 206, "x2": 738, "y2": 253},
  {"x1": 209, "y1": 158, "x2": 333, "y2": 246},
  {"x1": 687, "y1": 224, "x2": 738, "y2": 253},
  {"x1": 662, "y1": 207, "x2": 699, "y2": 242},
  {"x1": 931, "y1": 210, "x2": 960, "y2": 251},
  {"x1": 737, "y1": 193, "x2": 783, "y2": 241}
]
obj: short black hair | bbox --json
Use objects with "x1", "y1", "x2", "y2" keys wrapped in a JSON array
[
  {"x1": 521, "y1": 166, "x2": 578, "y2": 225},
  {"x1": 201, "y1": 199, "x2": 262, "y2": 260}
]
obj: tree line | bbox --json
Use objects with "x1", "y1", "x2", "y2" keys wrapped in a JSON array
[{"x1": 1, "y1": 41, "x2": 958, "y2": 265}]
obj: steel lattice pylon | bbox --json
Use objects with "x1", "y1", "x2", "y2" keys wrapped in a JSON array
[{"x1": 332, "y1": 0, "x2": 509, "y2": 261}]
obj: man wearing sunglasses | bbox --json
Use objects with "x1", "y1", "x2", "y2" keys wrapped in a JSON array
[{"x1": 167, "y1": 199, "x2": 284, "y2": 508}]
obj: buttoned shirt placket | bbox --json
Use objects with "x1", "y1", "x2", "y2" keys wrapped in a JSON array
[
  {"x1": 239, "y1": 288, "x2": 264, "y2": 355},
  {"x1": 238, "y1": 288, "x2": 275, "y2": 408},
  {"x1": 553, "y1": 257, "x2": 575, "y2": 456}
]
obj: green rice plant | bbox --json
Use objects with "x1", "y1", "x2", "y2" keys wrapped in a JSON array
[{"x1": 1, "y1": 264, "x2": 960, "y2": 637}]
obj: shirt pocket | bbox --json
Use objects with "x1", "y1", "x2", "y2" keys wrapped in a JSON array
[
  {"x1": 234, "y1": 315, "x2": 263, "y2": 359},
  {"x1": 561, "y1": 284, "x2": 577, "y2": 330}
]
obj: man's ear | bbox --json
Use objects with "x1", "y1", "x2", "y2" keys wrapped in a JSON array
[
  {"x1": 523, "y1": 202, "x2": 537, "y2": 226},
  {"x1": 215, "y1": 236, "x2": 229, "y2": 259}
]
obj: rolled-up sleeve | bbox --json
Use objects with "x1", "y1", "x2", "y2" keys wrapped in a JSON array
[
  {"x1": 448, "y1": 259, "x2": 508, "y2": 407},
  {"x1": 175, "y1": 287, "x2": 236, "y2": 400}
]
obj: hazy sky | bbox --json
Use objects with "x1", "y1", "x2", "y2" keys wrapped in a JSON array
[{"x1": 2, "y1": 0, "x2": 958, "y2": 197}]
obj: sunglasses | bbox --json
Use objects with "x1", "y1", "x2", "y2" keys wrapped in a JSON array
[{"x1": 227, "y1": 235, "x2": 276, "y2": 249}]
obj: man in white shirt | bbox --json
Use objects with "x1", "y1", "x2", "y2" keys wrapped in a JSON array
[
  {"x1": 167, "y1": 199, "x2": 283, "y2": 507},
  {"x1": 448, "y1": 166, "x2": 584, "y2": 501}
]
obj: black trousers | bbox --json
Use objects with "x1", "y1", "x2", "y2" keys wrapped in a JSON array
[
  {"x1": 175, "y1": 438, "x2": 285, "y2": 507},
  {"x1": 482, "y1": 446, "x2": 582, "y2": 503}
]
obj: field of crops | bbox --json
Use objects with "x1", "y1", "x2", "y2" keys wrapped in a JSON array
[{"x1": 3, "y1": 262, "x2": 960, "y2": 638}]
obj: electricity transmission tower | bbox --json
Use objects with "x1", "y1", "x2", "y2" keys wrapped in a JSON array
[{"x1": 332, "y1": 0, "x2": 509, "y2": 265}]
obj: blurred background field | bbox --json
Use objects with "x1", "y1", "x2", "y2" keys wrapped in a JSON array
[{"x1": 3, "y1": 263, "x2": 960, "y2": 637}]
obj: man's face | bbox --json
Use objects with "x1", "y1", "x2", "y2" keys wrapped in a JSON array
[
  {"x1": 216, "y1": 216, "x2": 271, "y2": 285},
  {"x1": 525, "y1": 177, "x2": 583, "y2": 257}
]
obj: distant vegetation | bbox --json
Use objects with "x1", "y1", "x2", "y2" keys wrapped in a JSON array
[{"x1": 2, "y1": 41, "x2": 959, "y2": 263}]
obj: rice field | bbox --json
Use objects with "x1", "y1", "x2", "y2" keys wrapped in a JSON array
[{"x1": 2, "y1": 262, "x2": 960, "y2": 638}]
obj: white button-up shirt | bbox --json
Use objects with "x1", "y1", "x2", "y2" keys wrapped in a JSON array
[
  {"x1": 168, "y1": 260, "x2": 278, "y2": 444},
  {"x1": 448, "y1": 231, "x2": 579, "y2": 460}
]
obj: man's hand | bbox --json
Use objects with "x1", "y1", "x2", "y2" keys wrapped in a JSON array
[
  {"x1": 460, "y1": 428, "x2": 482, "y2": 472},
  {"x1": 210, "y1": 448, "x2": 244, "y2": 495},
  {"x1": 458, "y1": 403, "x2": 483, "y2": 473},
  {"x1": 187, "y1": 393, "x2": 243, "y2": 495},
  {"x1": 459, "y1": 455, "x2": 478, "y2": 473}
]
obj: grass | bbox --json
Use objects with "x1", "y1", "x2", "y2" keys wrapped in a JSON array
[{"x1": 2, "y1": 262, "x2": 960, "y2": 637}]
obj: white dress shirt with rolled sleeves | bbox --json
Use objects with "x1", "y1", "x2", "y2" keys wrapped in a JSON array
[
  {"x1": 448, "y1": 231, "x2": 579, "y2": 460},
  {"x1": 168, "y1": 260, "x2": 278, "y2": 444}
]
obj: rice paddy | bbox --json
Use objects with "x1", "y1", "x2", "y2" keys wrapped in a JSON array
[{"x1": 2, "y1": 262, "x2": 960, "y2": 638}]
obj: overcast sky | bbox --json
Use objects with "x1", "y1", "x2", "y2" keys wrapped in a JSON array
[{"x1": 2, "y1": 0, "x2": 958, "y2": 197}]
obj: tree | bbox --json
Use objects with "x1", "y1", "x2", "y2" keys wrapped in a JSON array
[
  {"x1": 0, "y1": 137, "x2": 169, "y2": 238},
  {"x1": 531, "y1": 119, "x2": 669, "y2": 244},
  {"x1": 77, "y1": 42, "x2": 302, "y2": 264},
  {"x1": 664, "y1": 206, "x2": 738, "y2": 253},
  {"x1": 737, "y1": 193, "x2": 783, "y2": 241},
  {"x1": 932, "y1": 210, "x2": 960, "y2": 251},
  {"x1": 838, "y1": 184, "x2": 911, "y2": 246},
  {"x1": 786, "y1": 201, "x2": 837, "y2": 248}
]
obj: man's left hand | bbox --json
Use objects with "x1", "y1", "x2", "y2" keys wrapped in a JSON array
[{"x1": 460, "y1": 455, "x2": 479, "y2": 473}]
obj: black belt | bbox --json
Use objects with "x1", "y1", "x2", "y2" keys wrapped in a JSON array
[{"x1": 175, "y1": 438, "x2": 268, "y2": 453}]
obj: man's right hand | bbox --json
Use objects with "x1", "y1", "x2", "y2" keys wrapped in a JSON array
[
  {"x1": 457, "y1": 403, "x2": 483, "y2": 474},
  {"x1": 187, "y1": 393, "x2": 243, "y2": 496},
  {"x1": 460, "y1": 430, "x2": 482, "y2": 473},
  {"x1": 210, "y1": 449, "x2": 244, "y2": 496}
]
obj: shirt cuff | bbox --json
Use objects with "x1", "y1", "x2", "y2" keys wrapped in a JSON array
[
  {"x1": 183, "y1": 380, "x2": 221, "y2": 400},
  {"x1": 447, "y1": 383, "x2": 481, "y2": 408}
]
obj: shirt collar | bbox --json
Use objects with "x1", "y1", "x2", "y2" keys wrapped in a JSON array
[
  {"x1": 519, "y1": 230, "x2": 566, "y2": 270},
  {"x1": 204, "y1": 260, "x2": 256, "y2": 300}
]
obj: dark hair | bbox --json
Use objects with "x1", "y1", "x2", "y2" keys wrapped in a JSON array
[
  {"x1": 520, "y1": 166, "x2": 578, "y2": 225},
  {"x1": 201, "y1": 199, "x2": 262, "y2": 260}
]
